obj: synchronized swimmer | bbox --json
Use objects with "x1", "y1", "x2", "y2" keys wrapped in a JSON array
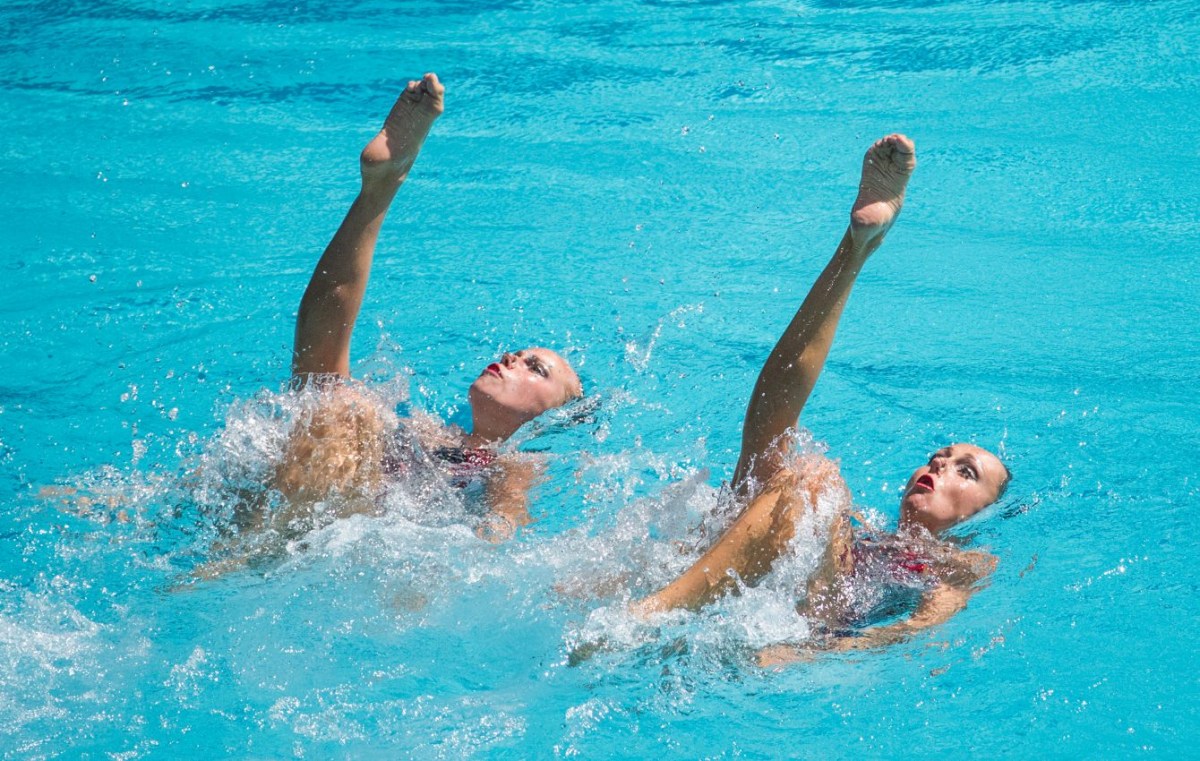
[
  {"x1": 227, "y1": 73, "x2": 1009, "y2": 661},
  {"x1": 261, "y1": 73, "x2": 582, "y2": 544}
]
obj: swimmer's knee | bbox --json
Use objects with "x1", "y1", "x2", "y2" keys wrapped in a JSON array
[{"x1": 761, "y1": 455, "x2": 850, "y2": 515}]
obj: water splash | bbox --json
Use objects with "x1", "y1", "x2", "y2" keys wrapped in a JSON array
[{"x1": 624, "y1": 304, "x2": 704, "y2": 373}]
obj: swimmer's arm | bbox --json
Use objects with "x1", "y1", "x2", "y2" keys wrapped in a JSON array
[
  {"x1": 758, "y1": 580, "x2": 974, "y2": 662},
  {"x1": 632, "y1": 476, "x2": 799, "y2": 615},
  {"x1": 839, "y1": 581, "x2": 973, "y2": 651},
  {"x1": 945, "y1": 549, "x2": 999, "y2": 586},
  {"x1": 732, "y1": 230, "x2": 872, "y2": 493},
  {"x1": 756, "y1": 582, "x2": 974, "y2": 667},
  {"x1": 821, "y1": 547, "x2": 997, "y2": 654},
  {"x1": 843, "y1": 549, "x2": 997, "y2": 650},
  {"x1": 37, "y1": 485, "x2": 131, "y2": 523},
  {"x1": 478, "y1": 456, "x2": 543, "y2": 543}
]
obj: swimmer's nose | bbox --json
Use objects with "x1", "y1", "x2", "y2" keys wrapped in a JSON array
[{"x1": 501, "y1": 352, "x2": 518, "y2": 367}]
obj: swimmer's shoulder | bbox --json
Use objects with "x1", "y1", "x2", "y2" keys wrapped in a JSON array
[
  {"x1": 400, "y1": 409, "x2": 465, "y2": 450},
  {"x1": 938, "y1": 547, "x2": 998, "y2": 585},
  {"x1": 869, "y1": 534, "x2": 996, "y2": 586}
]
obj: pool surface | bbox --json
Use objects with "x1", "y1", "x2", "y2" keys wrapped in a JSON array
[{"x1": 2, "y1": 0, "x2": 1198, "y2": 757}]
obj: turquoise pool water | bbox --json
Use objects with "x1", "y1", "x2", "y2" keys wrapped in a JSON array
[{"x1": 3, "y1": 0, "x2": 1197, "y2": 756}]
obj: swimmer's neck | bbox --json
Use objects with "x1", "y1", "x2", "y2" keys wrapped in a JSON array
[
  {"x1": 467, "y1": 408, "x2": 525, "y2": 445},
  {"x1": 897, "y1": 512, "x2": 952, "y2": 537},
  {"x1": 462, "y1": 431, "x2": 501, "y2": 449}
]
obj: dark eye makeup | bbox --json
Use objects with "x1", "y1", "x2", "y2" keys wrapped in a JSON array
[{"x1": 527, "y1": 357, "x2": 549, "y2": 377}]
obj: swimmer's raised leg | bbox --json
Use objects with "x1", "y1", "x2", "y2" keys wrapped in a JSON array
[
  {"x1": 292, "y1": 73, "x2": 445, "y2": 378},
  {"x1": 629, "y1": 135, "x2": 916, "y2": 617},
  {"x1": 849, "y1": 134, "x2": 916, "y2": 252},
  {"x1": 732, "y1": 134, "x2": 915, "y2": 492}
]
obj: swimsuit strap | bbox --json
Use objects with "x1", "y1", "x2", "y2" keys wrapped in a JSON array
[
  {"x1": 893, "y1": 550, "x2": 928, "y2": 575},
  {"x1": 433, "y1": 446, "x2": 498, "y2": 488},
  {"x1": 433, "y1": 446, "x2": 497, "y2": 468},
  {"x1": 852, "y1": 534, "x2": 932, "y2": 578}
]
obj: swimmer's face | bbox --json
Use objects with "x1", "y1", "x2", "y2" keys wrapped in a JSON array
[
  {"x1": 468, "y1": 347, "x2": 582, "y2": 440},
  {"x1": 899, "y1": 444, "x2": 1008, "y2": 534}
]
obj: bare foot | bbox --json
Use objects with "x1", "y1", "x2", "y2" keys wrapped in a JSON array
[
  {"x1": 849, "y1": 133, "x2": 916, "y2": 252},
  {"x1": 360, "y1": 73, "x2": 445, "y2": 191}
]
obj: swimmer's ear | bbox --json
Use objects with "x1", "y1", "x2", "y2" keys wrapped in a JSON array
[
  {"x1": 998, "y1": 491, "x2": 1038, "y2": 521},
  {"x1": 508, "y1": 391, "x2": 604, "y2": 448},
  {"x1": 530, "y1": 392, "x2": 603, "y2": 433},
  {"x1": 944, "y1": 487, "x2": 1033, "y2": 543},
  {"x1": 557, "y1": 392, "x2": 602, "y2": 426}
]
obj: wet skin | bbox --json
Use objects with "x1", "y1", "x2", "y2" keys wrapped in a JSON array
[
  {"x1": 468, "y1": 347, "x2": 581, "y2": 442},
  {"x1": 899, "y1": 443, "x2": 1007, "y2": 533}
]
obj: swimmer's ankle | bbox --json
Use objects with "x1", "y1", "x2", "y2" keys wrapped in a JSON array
[
  {"x1": 357, "y1": 73, "x2": 445, "y2": 197},
  {"x1": 358, "y1": 174, "x2": 406, "y2": 203},
  {"x1": 836, "y1": 226, "x2": 876, "y2": 264},
  {"x1": 848, "y1": 133, "x2": 915, "y2": 255},
  {"x1": 358, "y1": 156, "x2": 413, "y2": 200}
]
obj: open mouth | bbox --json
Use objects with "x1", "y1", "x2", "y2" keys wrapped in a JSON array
[
  {"x1": 484, "y1": 363, "x2": 502, "y2": 377},
  {"x1": 914, "y1": 474, "x2": 935, "y2": 491}
]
